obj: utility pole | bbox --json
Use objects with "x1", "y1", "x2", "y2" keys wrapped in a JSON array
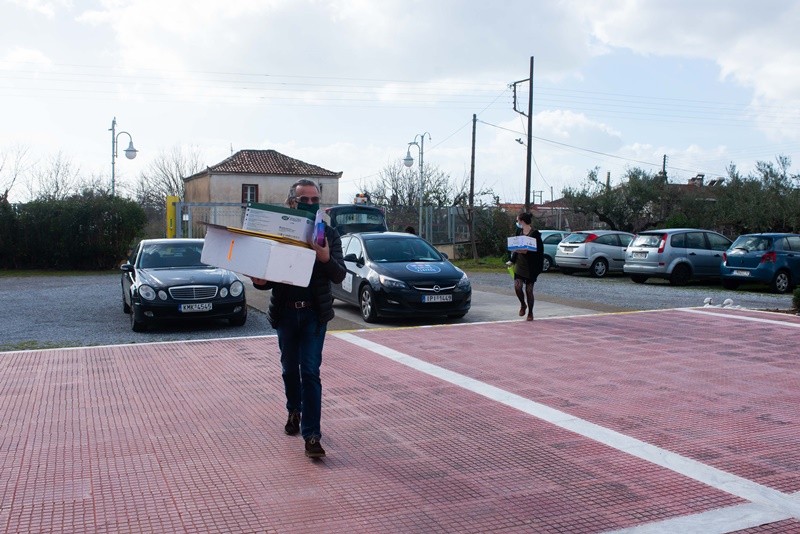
[
  {"x1": 511, "y1": 56, "x2": 534, "y2": 210},
  {"x1": 469, "y1": 114, "x2": 478, "y2": 260}
]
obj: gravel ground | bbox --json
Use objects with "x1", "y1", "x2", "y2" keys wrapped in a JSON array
[
  {"x1": 0, "y1": 274, "x2": 276, "y2": 351},
  {"x1": 0, "y1": 270, "x2": 794, "y2": 351},
  {"x1": 468, "y1": 270, "x2": 795, "y2": 311}
]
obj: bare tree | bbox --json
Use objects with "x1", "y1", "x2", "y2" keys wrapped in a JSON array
[
  {"x1": 27, "y1": 151, "x2": 81, "y2": 201},
  {"x1": 136, "y1": 145, "x2": 202, "y2": 210},
  {"x1": 0, "y1": 145, "x2": 30, "y2": 203}
]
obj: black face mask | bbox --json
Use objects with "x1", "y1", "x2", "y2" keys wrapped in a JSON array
[{"x1": 295, "y1": 201, "x2": 319, "y2": 214}]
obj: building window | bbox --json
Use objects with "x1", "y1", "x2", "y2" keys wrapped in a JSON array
[{"x1": 242, "y1": 184, "x2": 258, "y2": 204}]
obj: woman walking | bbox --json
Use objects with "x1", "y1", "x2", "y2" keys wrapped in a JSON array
[{"x1": 509, "y1": 212, "x2": 544, "y2": 321}]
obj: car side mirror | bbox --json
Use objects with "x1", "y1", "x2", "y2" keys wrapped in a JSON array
[
  {"x1": 121, "y1": 263, "x2": 134, "y2": 272},
  {"x1": 344, "y1": 253, "x2": 358, "y2": 262},
  {"x1": 440, "y1": 251, "x2": 449, "y2": 259}
]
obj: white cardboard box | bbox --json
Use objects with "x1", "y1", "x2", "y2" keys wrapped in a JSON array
[
  {"x1": 507, "y1": 235, "x2": 538, "y2": 252},
  {"x1": 201, "y1": 224, "x2": 316, "y2": 287},
  {"x1": 242, "y1": 202, "x2": 314, "y2": 242}
]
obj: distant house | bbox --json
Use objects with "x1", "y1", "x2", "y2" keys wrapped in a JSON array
[{"x1": 183, "y1": 149, "x2": 342, "y2": 206}]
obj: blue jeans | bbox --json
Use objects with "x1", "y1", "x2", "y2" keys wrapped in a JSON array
[{"x1": 276, "y1": 308, "x2": 327, "y2": 440}]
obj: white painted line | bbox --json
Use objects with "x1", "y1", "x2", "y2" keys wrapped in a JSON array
[
  {"x1": 334, "y1": 332, "x2": 800, "y2": 532},
  {"x1": 679, "y1": 308, "x2": 800, "y2": 328}
]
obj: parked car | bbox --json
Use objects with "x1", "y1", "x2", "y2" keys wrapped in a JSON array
[
  {"x1": 331, "y1": 232, "x2": 471, "y2": 322},
  {"x1": 720, "y1": 233, "x2": 800, "y2": 294},
  {"x1": 324, "y1": 204, "x2": 387, "y2": 235},
  {"x1": 623, "y1": 228, "x2": 732, "y2": 285},
  {"x1": 540, "y1": 230, "x2": 570, "y2": 272},
  {"x1": 121, "y1": 238, "x2": 248, "y2": 332},
  {"x1": 555, "y1": 230, "x2": 634, "y2": 278}
]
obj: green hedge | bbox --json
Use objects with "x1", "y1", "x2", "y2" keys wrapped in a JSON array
[{"x1": 0, "y1": 193, "x2": 147, "y2": 270}]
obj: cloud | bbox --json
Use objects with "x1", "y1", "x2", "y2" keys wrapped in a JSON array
[
  {"x1": 0, "y1": 46, "x2": 52, "y2": 69},
  {"x1": 9, "y1": 0, "x2": 72, "y2": 18}
]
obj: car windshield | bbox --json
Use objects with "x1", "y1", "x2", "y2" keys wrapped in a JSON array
[
  {"x1": 365, "y1": 238, "x2": 442, "y2": 262},
  {"x1": 731, "y1": 236, "x2": 773, "y2": 252},
  {"x1": 631, "y1": 234, "x2": 662, "y2": 247},
  {"x1": 139, "y1": 243, "x2": 206, "y2": 268}
]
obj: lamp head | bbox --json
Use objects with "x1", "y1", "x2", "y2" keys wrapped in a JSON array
[
  {"x1": 402, "y1": 148, "x2": 414, "y2": 168},
  {"x1": 124, "y1": 140, "x2": 138, "y2": 160}
]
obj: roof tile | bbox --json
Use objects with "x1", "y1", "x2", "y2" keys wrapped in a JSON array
[{"x1": 207, "y1": 149, "x2": 341, "y2": 177}]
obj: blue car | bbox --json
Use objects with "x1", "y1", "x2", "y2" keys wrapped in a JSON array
[{"x1": 720, "y1": 233, "x2": 800, "y2": 293}]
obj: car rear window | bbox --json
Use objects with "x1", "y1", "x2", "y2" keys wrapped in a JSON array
[
  {"x1": 631, "y1": 234, "x2": 661, "y2": 247},
  {"x1": 731, "y1": 235, "x2": 773, "y2": 252},
  {"x1": 562, "y1": 233, "x2": 591, "y2": 244}
]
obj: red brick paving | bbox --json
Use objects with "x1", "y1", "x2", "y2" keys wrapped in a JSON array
[{"x1": 1, "y1": 308, "x2": 798, "y2": 532}]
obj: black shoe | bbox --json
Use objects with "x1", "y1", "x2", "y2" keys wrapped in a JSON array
[
  {"x1": 284, "y1": 410, "x2": 301, "y2": 435},
  {"x1": 304, "y1": 437, "x2": 326, "y2": 458}
]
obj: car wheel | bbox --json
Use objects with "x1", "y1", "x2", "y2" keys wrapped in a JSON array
[
  {"x1": 589, "y1": 258, "x2": 608, "y2": 278},
  {"x1": 360, "y1": 285, "x2": 378, "y2": 323},
  {"x1": 122, "y1": 286, "x2": 130, "y2": 314},
  {"x1": 560, "y1": 268, "x2": 575, "y2": 275},
  {"x1": 229, "y1": 308, "x2": 248, "y2": 326},
  {"x1": 722, "y1": 279, "x2": 740, "y2": 290},
  {"x1": 447, "y1": 313, "x2": 467, "y2": 319},
  {"x1": 130, "y1": 305, "x2": 147, "y2": 332},
  {"x1": 542, "y1": 256, "x2": 552, "y2": 273},
  {"x1": 770, "y1": 270, "x2": 791, "y2": 294},
  {"x1": 630, "y1": 274, "x2": 648, "y2": 284},
  {"x1": 669, "y1": 264, "x2": 691, "y2": 286}
]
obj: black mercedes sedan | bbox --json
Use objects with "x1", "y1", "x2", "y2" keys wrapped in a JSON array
[
  {"x1": 332, "y1": 232, "x2": 471, "y2": 323},
  {"x1": 121, "y1": 238, "x2": 247, "y2": 332}
]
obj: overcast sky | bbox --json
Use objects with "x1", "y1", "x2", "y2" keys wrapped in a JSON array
[{"x1": 2, "y1": 0, "x2": 799, "y2": 205}]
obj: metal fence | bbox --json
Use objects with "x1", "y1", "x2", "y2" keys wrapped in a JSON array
[{"x1": 175, "y1": 202, "x2": 473, "y2": 246}]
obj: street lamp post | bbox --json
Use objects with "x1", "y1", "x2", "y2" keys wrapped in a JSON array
[
  {"x1": 109, "y1": 117, "x2": 138, "y2": 196},
  {"x1": 402, "y1": 132, "x2": 431, "y2": 238}
]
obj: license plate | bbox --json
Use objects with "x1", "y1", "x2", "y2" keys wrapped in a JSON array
[
  {"x1": 180, "y1": 302, "x2": 213, "y2": 312},
  {"x1": 732, "y1": 270, "x2": 750, "y2": 277},
  {"x1": 423, "y1": 294, "x2": 452, "y2": 303},
  {"x1": 632, "y1": 252, "x2": 647, "y2": 259}
]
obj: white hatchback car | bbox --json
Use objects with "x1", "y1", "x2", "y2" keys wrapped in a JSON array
[{"x1": 555, "y1": 230, "x2": 634, "y2": 278}]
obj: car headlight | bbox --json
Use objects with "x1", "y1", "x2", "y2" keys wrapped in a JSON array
[
  {"x1": 379, "y1": 274, "x2": 409, "y2": 289},
  {"x1": 138, "y1": 284, "x2": 156, "y2": 301},
  {"x1": 157, "y1": 290, "x2": 168, "y2": 300},
  {"x1": 220, "y1": 287, "x2": 229, "y2": 298},
  {"x1": 229, "y1": 280, "x2": 244, "y2": 297},
  {"x1": 457, "y1": 272, "x2": 470, "y2": 288}
]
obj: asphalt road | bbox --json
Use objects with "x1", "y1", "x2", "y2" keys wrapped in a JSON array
[{"x1": 1, "y1": 270, "x2": 793, "y2": 351}]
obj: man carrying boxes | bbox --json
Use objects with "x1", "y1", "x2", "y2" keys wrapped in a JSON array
[{"x1": 247, "y1": 179, "x2": 345, "y2": 459}]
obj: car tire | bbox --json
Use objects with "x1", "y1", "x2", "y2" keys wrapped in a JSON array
[
  {"x1": 447, "y1": 313, "x2": 467, "y2": 319},
  {"x1": 560, "y1": 268, "x2": 575, "y2": 275},
  {"x1": 589, "y1": 258, "x2": 608, "y2": 278},
  {"x1": 630, "y1": 274, "x2": 648, "y2": 284},
  {"x1": 669, "y1": 264, "x2": 692, "y2": 286},
  {"x1": 122, "y1": 286, "x2": 130, "y2": 314},
  {"x1": 360, "y1": 285, "x2": 378, "y2": 323},
  {"x1": 130, "y1": 305, "x2": 147, "y2": 332},
  {"x1": 542, "y1": 256, "x2": 552, "y2": 273},
  {"x1": 770, "y1": 270, "x2": 791, "y2": 294},
  {"x1": 722, "y1": 279, "x2": 740, "y2": 290}
]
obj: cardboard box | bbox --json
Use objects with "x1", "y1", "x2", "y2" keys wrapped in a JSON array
[
  {"x1": 201, "y1": 224, "x2": 316, "y2": 287},
  {"x1": 507, "y1": 235, "x2": 538, "y2": 252},
  {"x1": 243, "y1": 202, "x2": 314, "y2": 242}
]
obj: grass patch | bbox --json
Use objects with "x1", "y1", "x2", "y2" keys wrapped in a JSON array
[
  {"x1": 0, "y1": 340, "x2": 81, "y2": 352},
  {"x1": 452, "y1": 256, "x2": 507, "y2": 272},
  {"x1": 0, "y1": 269, "x2": 119, "y2": 278}
]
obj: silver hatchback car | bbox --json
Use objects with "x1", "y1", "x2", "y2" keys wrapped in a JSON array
[
  {"x1": 624, "y1": 228, "x2": 732, "y2": 285},
  {"x1": 555, "y1": 230, "x2": 634, "y2": 278}
]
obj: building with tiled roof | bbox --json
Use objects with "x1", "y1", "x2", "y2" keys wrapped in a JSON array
[{"x1": 183, "y1": 149, "x2": 342, "y2": 205}]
